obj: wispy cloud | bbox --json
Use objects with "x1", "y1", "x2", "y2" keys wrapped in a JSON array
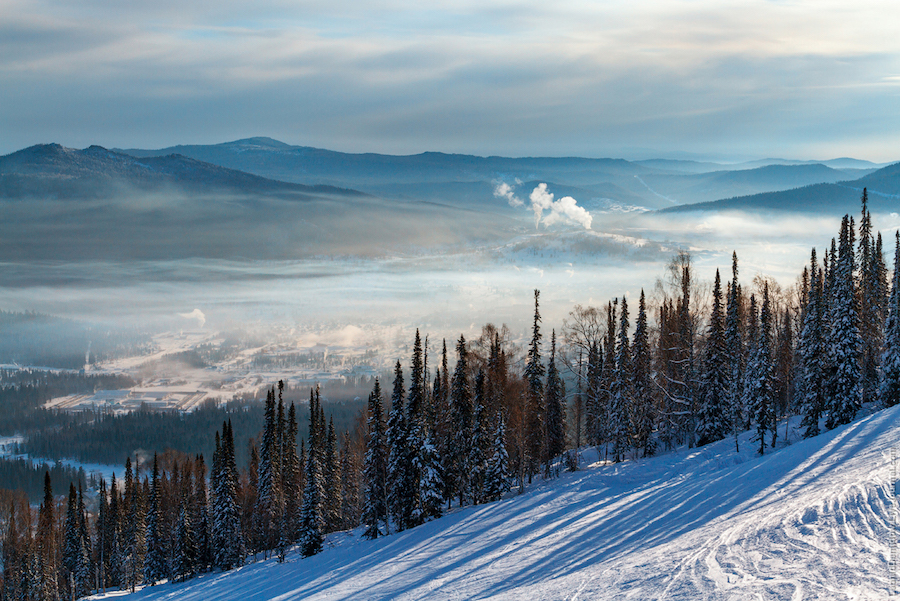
[{"x1": 2, "y1": 0, "x2": 900, "y2": 159}]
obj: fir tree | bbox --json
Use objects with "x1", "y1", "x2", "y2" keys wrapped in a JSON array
[
  {"x1": 468, "y1": 373, "x2": 488, "y2": 503},
  {"x1": 280, "y1": 403, "x2": 301, "y2": 553},
  {"x1": 193, "y1": 455, "x2": 211, "y2": 573},
  {"x1": 298, "y1": 425, "x2": 324, "y2": 557},
  {"x1": 484, "y1": 414, "x2": 511, "y2": 502},
  {"x1": 363, "y1": 379, "x2": 389, "y2": 539},
  {"x1": 386, "y1": 361, "x2": 411, "y2": 530},
  {"x1": 323, "y1": 417, "x2": 342, "y2": 533},
  {"x1": 255, "y1": 386, "x2": 282, "y2": 556},
  {"x1": 610, "y1": 296, "x2": 631, "y2": 462},
  {"x1": 544, "y1": 330, "x2": 566, "y2": 472},
  {"x1": 64, "y1": 483, "x2": 79, "y2": 598},
  {"x1": 697, "y1": 270, "x2": 729, "y2": 446},
  {"x1": 144, "y1": 454, "x2": 167, "y2": 585},
  {"x1": 725, "y1": 252, "x2": 744, "y2": 452},
  {"x1": 745, "y1": 284, "x2": 776, "y2": 454},
  {"x1": 37, "y1": 472, "x2": 58, "y2": 601},
  {"x1": 524, "y1": 290, "x2": 545, "y2": 480},
  {"x1": 799, "y1": 250, "x2": 827, "y2": 437},
  {"x1": 631, "y1": 290, "x2": 655, "y2": 456},
  {"x1": 826, "y1": 215, "x2": 862, "y2": 428},
  {"x1": 172, "y1": 489, "x2": 197, "y2": 582},
  {"x1": 449, "y1": 335, "x2": 473, "y2": 505},
  {"x1": 881, "y1": 232, "x2": 900, "y2": 407},
  {"x1": 416, "y1": 430, "x2": 444, "y2": 521}
]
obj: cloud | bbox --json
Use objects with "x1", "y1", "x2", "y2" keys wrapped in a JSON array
[{"x1": 2, "y1": 1, "x2": 900, "y2": 159}]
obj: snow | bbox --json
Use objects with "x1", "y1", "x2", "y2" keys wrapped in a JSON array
[{"x1": 93, "y1": 407, "x2": 900, "y2": 600}]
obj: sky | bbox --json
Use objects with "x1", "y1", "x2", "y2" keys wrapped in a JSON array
[{"x1": 2, "y1": 0, "x2": 900, "y2": 161}]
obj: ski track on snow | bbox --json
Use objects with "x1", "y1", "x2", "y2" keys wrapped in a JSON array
[{"x1": 92, "y1": 407, "x2": 900, "y2": 601}]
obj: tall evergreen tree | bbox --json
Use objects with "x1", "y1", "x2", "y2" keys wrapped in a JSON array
[
  {"x1": 745, "y1": 285, "x2": 776, "y2": 454},
  {"x1": 37, "y1": 471, "x2": 58, "y2": 601},
  {"x1": 631, "y1": 290, "x2": 655, "y2": 457},
  {"x1": 524, "y1": 290, "x2": 545, "y2": 480},
  {"x1": 144, "y1": 454, "x2": 167, "y2": 585},
  {"x1": 544, "y1": 330, "x2": 566, "y2": 472},
  {"x1": 468, "y1": 371, "x2": 488, "y2": 503},
  {"x1": 826, "y1": 215, "x2": 862, "y2": 428},
  {"x1": 484, "y1": 414, "x2": 511, "y2": 502},
  {"x1": 298, "y1": 402, "x2": 325, "y2": 557},
  {"x1": 697, "y1": 270, "x2": 729, "y2": 446},
  {"x1": 386, "y1": 361, "x2": 412, "y2": 530},
  {"x1": 172, "y1": 488, "x2": 197, "y2": 582},
  {"x1": 323, "y1": 417, "x2": 342, "y2": 533},
  {"x1": 280, "y1": 403, "x2": 301, "y2": 553},
  {"x1": 449, "y1": 335, "x2": 473, "y2": 505},
  {"x1": 363, "y1": 379, "x2": 389, "y2": 539},
  {"x1": 799, "y1": 249, "x2": 827, "y2": 437},
  {"x1": 724, "y1": 253, "x2": 744, "y2": 452},
  {"x1": 880, "y1": 232, "x2": 900, "y2": 407},
  {"x1": 610, "y1": 296, "x2": 632, "y2": 462},
  {"x1": 255, "y1": 386, "x2": 282, "y2": 556}
]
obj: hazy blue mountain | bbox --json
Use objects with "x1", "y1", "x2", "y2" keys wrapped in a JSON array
[
  {"x1": 658, "y1": 161, "x2": 900, "y2": 214},
  {"x1": 0, "y1": 143, "x2": 361, "y2": 200},
  {"x1": 640, "y1": 163, "x2": 872, "y2": 205},
  {"x1": 119, "y1": 138, "x2": 885, "y2": 212}
]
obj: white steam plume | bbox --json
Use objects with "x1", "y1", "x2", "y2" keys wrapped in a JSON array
[
  {"x1": 493, "y1": 181, "x2": 524, "y2": 207},
  {"x1": 179, "y1": 308, "x2": 206, "y2": 327},
  {"x1": 529, "y1": 183, "x2": 593, "y2": 230},
  {"x1": 495, "y1": 181, "x2": 593, "y2": 230}
]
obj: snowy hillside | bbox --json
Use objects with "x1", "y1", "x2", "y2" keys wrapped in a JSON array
[{"x1": 94, "y1": 406, "x2": 900, "y2": 600}]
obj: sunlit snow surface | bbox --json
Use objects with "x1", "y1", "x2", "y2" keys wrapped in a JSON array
[{"x1": 92, "y1": 407, "x2": 899, "y2": 600}]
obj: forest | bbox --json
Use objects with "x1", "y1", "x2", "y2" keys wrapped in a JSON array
[{"x1": 1, "y1": 189, "x2": 898, "y2": 600}]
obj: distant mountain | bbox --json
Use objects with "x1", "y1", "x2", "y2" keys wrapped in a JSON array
[
  {"x1": 119, "y1": 138, "x2": 889, "y2": 212},
  {"x1": 0, "y1": 143, "x2": 361, "y2": 200},
  {"x1": 659, "y1": 161, "x2": 900, "y2": 214},
  {"x1": 640, "y1": 163, "x2": 871, "y2": 205}
]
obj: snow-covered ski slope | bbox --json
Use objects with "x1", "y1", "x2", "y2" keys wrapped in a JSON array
[{"x1": 99, "y1": 406, "x2": 900, "y2": 600}]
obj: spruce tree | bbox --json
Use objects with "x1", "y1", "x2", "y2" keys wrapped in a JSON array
[
  {"x1": 144, "y1": 454, "x2": 167, "y2": 585},
  {"x1": 468, "y1": 372, "x2": 488, "y2": 504},
  {"x1": 193, "y1": 455, "x2": 211, "y2": 572},
  {"x1": 172, "y1": 488, "x2": 197, "y2": 582},
  {"x1": 610, "y1": 297, "x2": 631, "y2": 462},
  {"x1": 544, "y1": 330, "x2": 566, "y2": 472},
  {"x1": 745, "y1": 285, "x2": 776, "y2": 454},
  {"x1": 298, "y1": 424, "x2": 324, "y2": 557},
  {"x1": 64, "y1": 483, "x2": 79, "y2": 598},
  {"x1": 280, "y1": 403, "x2": 301, "y2": 551},
  {"x1": 725, "y1": 253, "x2": 744, "y2": 452},
  {"x1": 323, "y1": 417, "x2": 342, "y2": 533},
  {"x1": 881, "y1": 232, "x2": 900, "y2": 407},
  {"x1": 524, "y1": 290, "x2": 545, "y2": 480},
  {"x1": 697, "y1": 270, "x2": 729, "y2": 446},
  {"x1": 255, "y1": 387, "x2": 282, "y2": 556},
  {"x1": 826, "y1": 215, "x2": 862, "y2": 428},
  {"x1": 484, "y1": 414, "x2": 511, "y2": 502},
  {"x1": 37, "y1": 472, "x2": 58, "y2": 601},
  {"x1": 416, "y1": 429, "x2": 444, "y2": 521},
  {"x1": 363, "y1": 379, "x2": 389, "y2": 539},
  {"x1": 449, "y1": 335, "x2": 473, "y2": 505},
  {"x1": 632, "y1": 290, "x2": 655, "y2": 457},
  {"x1": 799, "y1": 250, "x2": 826, "y2": 437},
  {"x1": 386, "y1": 361, "x2": 411, "y2": 530}
]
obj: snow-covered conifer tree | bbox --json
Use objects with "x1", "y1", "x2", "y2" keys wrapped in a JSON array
[
  {"x1": 697, "y1": 270, "x2": 729, "y2": 446},
  {"x1": 880, "y1": 232, "x2": 900, "y2": 407}
]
